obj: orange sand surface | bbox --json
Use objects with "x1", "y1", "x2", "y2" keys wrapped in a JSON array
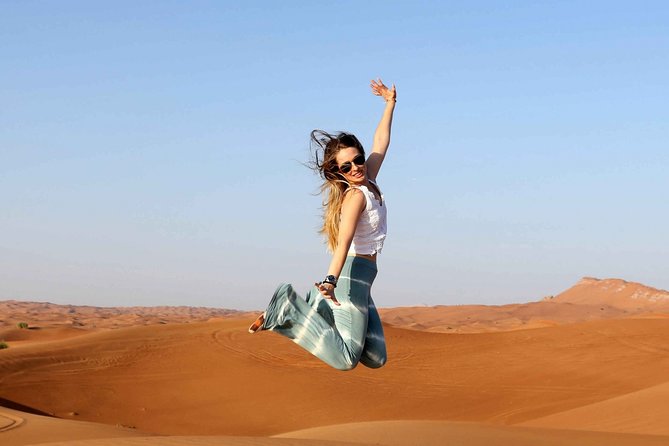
[
  {"x1": 0, "y1": 405, "x2": 144, "y2": 445},
  {"x1": 519, "y1": 381, "x2": 669, "y2": 435},
  {"x1": 278, "y1": 420, "x2": 669, "y2": 446},
  {"x1": 1, "y1": 277, "x2": 669, "y2": 445}
]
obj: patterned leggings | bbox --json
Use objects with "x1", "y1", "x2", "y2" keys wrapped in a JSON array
[{"x1": 261, "y1": 256, "x2": 387, "y2": 371}]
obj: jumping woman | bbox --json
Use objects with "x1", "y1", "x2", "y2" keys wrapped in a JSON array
[{"x1": 248, "y1": 79, "x2": 396, "y2": 371}]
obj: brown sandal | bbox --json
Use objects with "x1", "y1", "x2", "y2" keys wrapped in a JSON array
[{"x1": 248, "y1": 312, "x2": 266, "y2": 334}]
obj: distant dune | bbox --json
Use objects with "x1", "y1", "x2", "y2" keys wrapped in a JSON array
[
  {"x1": 380, "y1": 277, "x2": 669, "y2": 332},
  {"x1": 1, "y1": 277, "x2": 668, "y2": 446},
  {"x1": 0, "y1": 299, "x2": 255, "y2": 331},
  {"x1": 549, "y1": 277, "x2": 669, "y2": 310},
  {"x1": 3, "y1": 277, "x2": 667, "y2": 336}
]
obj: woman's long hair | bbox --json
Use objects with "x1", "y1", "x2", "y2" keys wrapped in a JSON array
[{"x1": 309, "y1": 130, "x2": 365, "y2": 252}]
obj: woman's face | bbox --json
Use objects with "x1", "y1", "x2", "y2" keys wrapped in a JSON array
[{"x1": 335, "y1": 146, "x2": 366, "y2": 185}]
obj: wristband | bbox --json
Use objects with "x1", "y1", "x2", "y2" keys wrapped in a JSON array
[{"x1": 322, "y1": 275, "x2": 338, "y2": 288}]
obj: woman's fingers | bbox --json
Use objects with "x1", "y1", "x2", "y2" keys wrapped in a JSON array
[
  {"x1": 315, "y1": 283, "x2": 341, "y2": 305},
  {"x1": 371, "y1": 78, "x2": 393, "y2": 99},
  {"x1": 371, "y1": 78, "x2": 386, "y2": 90}
]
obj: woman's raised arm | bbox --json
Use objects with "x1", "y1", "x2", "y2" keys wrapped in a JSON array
[{"x1": 366, "y1": 78, "x2": 397, "y2": 181}]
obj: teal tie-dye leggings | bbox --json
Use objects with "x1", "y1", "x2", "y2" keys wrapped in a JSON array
[{"x1": 261, "y1": 255, "x2": 387, "y2": 371}]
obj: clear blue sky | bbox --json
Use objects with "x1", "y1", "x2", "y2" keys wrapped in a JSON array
[{"x1": 1, "y1": 1, "x2": 667, "y2": 310}]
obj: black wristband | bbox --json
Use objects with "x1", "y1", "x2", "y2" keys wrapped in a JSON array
[{"x1": 322, "y1": 275, "x2": 338, "y2": 288}]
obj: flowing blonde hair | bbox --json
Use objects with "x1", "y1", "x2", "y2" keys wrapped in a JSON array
[{"x1": 309, "y1": 130, "x2": 365, "y2": 252}]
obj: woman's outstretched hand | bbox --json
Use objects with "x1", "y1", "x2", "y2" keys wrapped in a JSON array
[
  {"x1": 315, "y1": 282, "x2": 341, "y2": 306},
  {"x1": 371, "y1": 78, "x2": 396, "y2": 102}
]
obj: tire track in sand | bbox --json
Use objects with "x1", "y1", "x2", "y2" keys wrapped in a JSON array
[{"x1": 0, "y1": 410, "x2": 25, "y2": 432}]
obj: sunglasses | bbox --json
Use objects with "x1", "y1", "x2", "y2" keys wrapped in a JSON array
[{"x1": 339, "y1": 155, "x2": 366, "y2": 174}]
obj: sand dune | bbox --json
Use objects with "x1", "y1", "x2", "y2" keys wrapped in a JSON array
[
  {"x1": 1, "y1": 402, "x2": 356, "y2": 446},
  {"x1": 550, "y1": 277, "x2": 669, "y2": 310},
  {"x1": 278, "y1": 420, "x2": 669, "y2": 446},
  {"x1": 0, "y1": 299, "x2": 254, "y2": 333},
  {"x1": 0, "y1": 405, "x2": 144, "y2": 446},
  {"x1": 378, "y1": 300, "x2": 631, "y2": 333},
  {"x1": 2, "y1": 277, "x2": 669, "y2": 445},
  {"x1": 2, "y1": 318, "x2": 669, "y2": 438},
  {"x1": 8, "y1": 420, "x2": 669, "y2": 446},
  {"x1": 518, "y1": 381, "x2": 669, "y2": 435},
  {"x1": 380, "y1": 277, "x2": 669, "y2": 332},
  {"x1": 10, "y1": 434, "x2": 362, "y2": 446},
  {"x1": 3, "y1": 277, "x2": 666, "y2": 337},
  {"x1": 5, "y1": 410, "x2": 669, "y2": 446},
  {"x1": 0, "y1": 326, "x2": 92, "y2": 349}
]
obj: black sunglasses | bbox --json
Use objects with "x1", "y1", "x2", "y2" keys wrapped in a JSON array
[{"x1": 339, "y1": 155, "x2": 366, "y2": 174}]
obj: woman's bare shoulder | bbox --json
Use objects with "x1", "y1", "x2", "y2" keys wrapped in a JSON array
[{"x1": 342, "y1": 187, "x2": 366, "y2": 207}]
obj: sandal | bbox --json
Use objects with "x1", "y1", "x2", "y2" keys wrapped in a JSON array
[{"x1": 248, "y1": 312, "x2": 266, "y2": 334}]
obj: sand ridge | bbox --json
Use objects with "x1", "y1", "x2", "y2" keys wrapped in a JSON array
[
  {"x1": 5, "y1": 414, "x2": 669, "y2": 446},
  {"x1": 20, "y1": 437, "x2": 364, "y2": 446},
  {"x1": 0, "y1": 406, "x2": 145, "y2": 446},
  {"x1": 13, "y1": 422, "x2": 669, "y2": 446},
  {"x1": 278, "y1": 420, "x2": 669, "y2": 446},
  {"x1": 518, "y1": 381, "x2": 669, "y2": 435}
]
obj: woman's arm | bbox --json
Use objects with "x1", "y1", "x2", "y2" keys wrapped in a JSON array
[
  {"x1": 316, "y1": 189, "x2": 366, "y2": 304},
  {"x1": 366, "y1": 79, "x2": 397, "y2": 181}
]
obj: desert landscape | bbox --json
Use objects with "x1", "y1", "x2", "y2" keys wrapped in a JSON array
[{"x1": 2, "y1": 277, "x2": 669, "y2": 446}]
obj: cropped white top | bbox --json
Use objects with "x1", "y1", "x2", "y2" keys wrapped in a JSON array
[{"x1": 347, "y1": 180, "x2": 387, "y2": 256}]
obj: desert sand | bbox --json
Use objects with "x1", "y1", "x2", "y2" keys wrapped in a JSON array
[{"x1": 1, "y1": 277, "x2": 668, "y2": 445}]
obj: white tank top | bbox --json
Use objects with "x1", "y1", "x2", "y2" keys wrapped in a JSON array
[{"x1": 347, "y1": 180, "x2": 387, "y2": 255}]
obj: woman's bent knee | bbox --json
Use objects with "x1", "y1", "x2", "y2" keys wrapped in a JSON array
[{"x1": 360, "y1": 353, "x2": 387, "y2": 369}]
